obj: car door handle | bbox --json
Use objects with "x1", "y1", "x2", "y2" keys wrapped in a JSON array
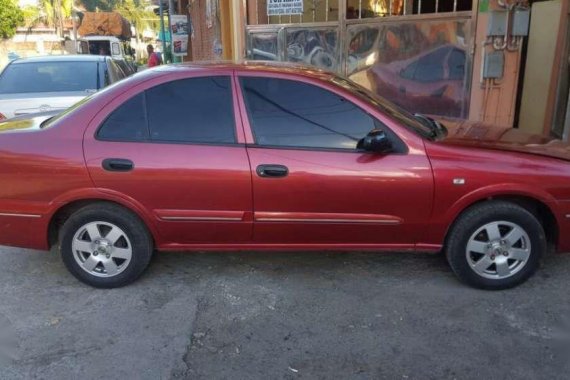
[
  {"x1": 256, "y1": 164, "x2": 288, "y2": 178},
  {"x1": 102, "y1": 158, "x2": 134, "y2": 172}
]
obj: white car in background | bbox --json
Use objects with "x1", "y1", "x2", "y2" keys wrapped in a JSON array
[{"x1": 0, "y1": 55, "x2": 127, "y2": 120}]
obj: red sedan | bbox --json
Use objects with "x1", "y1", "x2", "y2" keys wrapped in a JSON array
[{"x1": 0, "y1": 62, "x2": 568, "y2": 289}]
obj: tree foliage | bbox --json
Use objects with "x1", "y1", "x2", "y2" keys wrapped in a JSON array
[
  {"x1": 81, "y1": 0, "x2": 118, "y2": 12},
  {"x1": 39, "y1": 0, "x2": 73, "y2": 37},
  {"x1": 0, "y1": 0, "x2": 24, "y2": 39},
  {"x1": 21, "y1": 6, "x2": 41, "y2": 28},
  {"x1": 77, "y1": 0, "x2": 157, "y2": 40},
  {"x1": 80, "y1": 0, "x2": 144, "y2": 12},
  {"x1": 114, "y1": 0, "x2": 158, "y2": 41}
]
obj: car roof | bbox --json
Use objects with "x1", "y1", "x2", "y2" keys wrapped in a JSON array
[
  {"x1": 149, "y1": 60, "x2": 337, "y2": 81},
  {"x1": 9, "y1": 55, "x2": 108, "y2": 64}
]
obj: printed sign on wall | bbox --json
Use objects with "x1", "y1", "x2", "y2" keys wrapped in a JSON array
[
  {"x1": 267, "y1": 0, "x2": 303, "y2": 16},
  {"x1": 170, "y1": 14, "x2": 189, "y2": 56}
]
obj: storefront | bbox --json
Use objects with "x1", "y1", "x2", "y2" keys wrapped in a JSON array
[
  {"x1": 517, "y1": 0, "x2": 570, "y2": 139},
  {"x1": 244, "y1": 0, "x2": 475, "y2": 118},
  {"x1": 184, "y1": 1, "x2": 570, "y2": 139},
  {"x1": 171, "y1": 0, "x2": 237, "y2": 61}
]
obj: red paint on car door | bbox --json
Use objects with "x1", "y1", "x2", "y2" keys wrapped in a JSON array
[
  {"x1": 83, "y1": 73, "x2": 253, "y2": 245},
  {"x1": 246, "y1": 148, "x2": 433, "y2": 244},
  {"x1": 237, "y1": 73, "x2": 433, "y2": 245}
]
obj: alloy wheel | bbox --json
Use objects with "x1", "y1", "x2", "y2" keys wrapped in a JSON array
[
  {"x1": 465, "y1": 221, "x2": 531, "y2": 280},
  {"x1": 72, "y1": 221, "x2": 133, "y2": 278}
]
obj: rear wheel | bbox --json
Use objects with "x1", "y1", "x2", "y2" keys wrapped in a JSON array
[
  {"x1": 59, "y1": 203, "x2": 153, "y2": 288},
  {"x1": 445, "y1": 201, "x2": 546, "y2": 290}
]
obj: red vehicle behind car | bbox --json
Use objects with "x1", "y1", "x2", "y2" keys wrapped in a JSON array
[
  {"x1": 368, "y1": 44, "x2": 468, "y2": 118},
  {"x1": 0, "y1": 62, "x2": 569, "y2": 289}
]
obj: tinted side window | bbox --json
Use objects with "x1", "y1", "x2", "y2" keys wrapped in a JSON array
[
  {"x1": 146, "y1": 77, "x2": 236, "y2": 144},
  {"x1": 401, "y1": 60, "x2": 417, "y2": 81},
  {"x1": 97, "y1": 93, "x2": 148, "y2": 141},
  {"x1": 413, "y1": 47, "x2": 449, "y2": 83},
  {"x1": 241, "y1": 77, "x2": 378, "y2": 150},
  {"x1": 107, "y1": 60, "x2": 123, "y2": 82},
  {"x1": 448, "y1": 49, "x2": 466, "y2": 80}
]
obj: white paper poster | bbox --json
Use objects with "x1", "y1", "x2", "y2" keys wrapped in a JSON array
[
  {"x1": 267, "y1": 0, "x2": 303, "y2": 16},
  {"x1": 170, "y1": 14, "x2": 189, "y2": 56}
]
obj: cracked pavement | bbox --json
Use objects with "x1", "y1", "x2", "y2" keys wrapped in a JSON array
[{"x1": 0, "y1": 246, "x2": 569, "y2": 379}]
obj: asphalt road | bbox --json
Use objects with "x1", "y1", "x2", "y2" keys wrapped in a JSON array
[{"x1": 0, "y1": 246, "x2": 569, "y2": 380}]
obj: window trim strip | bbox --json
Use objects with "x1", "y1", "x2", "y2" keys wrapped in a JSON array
[{"x1": 95, "y1": 75, "x2": 239, "y2": 145}]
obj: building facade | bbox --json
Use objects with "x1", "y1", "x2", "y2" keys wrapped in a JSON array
[{"x1": 183, "y1": 0, "x2": 570, "y2": 140}]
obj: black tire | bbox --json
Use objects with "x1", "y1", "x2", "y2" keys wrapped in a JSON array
[
  {"x1": 445, "y1": 201, "x2": 546, "y2": 290},
  {"x1": 59, "y1": 202, "x2": 153, "y2": 288}
]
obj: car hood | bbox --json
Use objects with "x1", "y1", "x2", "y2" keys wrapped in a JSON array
[
  {"x1": 0, "y1": 111, "x2": 58, "y2": 133},
  {"x1": 436, "y1": 118, "x2": 570, "y2": 161}
]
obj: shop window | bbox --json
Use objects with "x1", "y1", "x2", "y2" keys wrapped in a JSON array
[
  {"x1": 241, "y1": 77, "x2": 380, "y2": 150},
  {"x1": 247, "y1": 0, "x2": 472, "y2": 25},
  {"x1": 98, "y1": 93, "x2": 148, "y2": 141},
  {"x1": 347, "y1": 0, "x2": 472, "y2": 18},
  {"x1": 145, "y1": 77, "x2": 236, "y2": 144}
]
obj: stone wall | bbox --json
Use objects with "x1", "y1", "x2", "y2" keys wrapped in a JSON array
[{"x1": 0, "y1": 39, "x2": 65, "y2": 70}]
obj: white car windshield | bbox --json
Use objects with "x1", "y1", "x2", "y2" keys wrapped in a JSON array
[{"x1": 0, "y1": 61, "x2": 99, "y2": 94}]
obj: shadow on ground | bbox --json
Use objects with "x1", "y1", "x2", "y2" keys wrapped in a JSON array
[{"x1": 0, "y1": 247, "x2": 569, "y2": 379}]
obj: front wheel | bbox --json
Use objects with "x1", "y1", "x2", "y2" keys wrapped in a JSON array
[
  {"x1": 445, "y1": 201, "x2": 546, "y2": 290},
  {"x1": 59, "y1": 203, "x2": 153, "y2": 288}
]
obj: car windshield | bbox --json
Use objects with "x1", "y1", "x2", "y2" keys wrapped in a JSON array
[
  {"x1": 332, "y1": 76, "x2": 435, "y2": 139},
  {"x1": 0, "y1": 61, "x2": 99, "y2": 94}
]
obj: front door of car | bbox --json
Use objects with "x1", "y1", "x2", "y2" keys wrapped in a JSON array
[
  {"x1": 84, "y1": 74, "x2": 253, "y2": 245},
  {"x1": 237, "y1": 75, "x2": 433, "y2": 246}
]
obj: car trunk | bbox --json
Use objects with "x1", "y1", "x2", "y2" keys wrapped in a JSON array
[{"x1": 0, "y1": 92, "x2": 89, "y2": 119}]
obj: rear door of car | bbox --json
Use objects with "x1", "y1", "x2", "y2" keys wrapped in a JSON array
[
  {"x1": 83, "y1": 71, "x2": 253, "y2": 246},
  {"x1": 236, "y1": 72, "x2": 433, "y2": 246}
]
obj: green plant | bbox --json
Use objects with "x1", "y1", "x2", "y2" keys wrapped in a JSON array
[
  {"x1": 0, "y1": 0, "x2": 24, "y2": 39},
  {"x1": 115, "y1": 0, "x2": 159, "y2": 42},
  {"x1": 80, "y1": 0, "x2": 118, "y2": 12},
  {"x1": 39, "y1": 0, "x2": 73, "y2": 37}
]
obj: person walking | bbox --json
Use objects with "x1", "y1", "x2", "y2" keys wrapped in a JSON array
[{"x1": 147, "y1": 44, "x2": 162, "y2": 67}]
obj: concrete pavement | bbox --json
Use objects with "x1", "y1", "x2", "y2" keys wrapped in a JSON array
[{"x1": 0, "y1": 246, "x2": 569, "y2": 379}]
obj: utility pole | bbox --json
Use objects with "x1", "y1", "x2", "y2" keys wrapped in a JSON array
[
  {"x1": 159, "y1": 0, "x2": 167, "y2": 62},
  {"x1": 168, "y1": 0, "x2": 177, "y2": 63},
  {"x1": 53, "y1": 0, "x2": 65, "y2": 39},
  {"x1": 72, "y1": 2, "x2": 78, "y2": 42}
]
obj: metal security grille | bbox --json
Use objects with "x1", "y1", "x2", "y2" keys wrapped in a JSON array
[
  {"x1": 351, "y1": 0, "x2": 469, "y2": 18},
  {"x1": 253, "y1": 1, "x2": 471, "y2": 25}
]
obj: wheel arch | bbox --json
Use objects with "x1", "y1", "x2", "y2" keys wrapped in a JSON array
[
  {"x1": 444, "y1": 193, "x2": 559, "y2": 252},
  {"x1": 47, "y1": 196, "x2": 160, "y2": 249}
]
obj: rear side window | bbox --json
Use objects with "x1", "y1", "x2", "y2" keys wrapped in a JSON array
[
  {"x1": 98, "y1": 93, "x2": 148, "y2": 141},
  {"x1": 412, "y1": 47, "x2": 448, "y2": 83},
  {"x1": 97, "y1": 76, "x2": 235, "y2": 144},
  {"x1": 145, "y1": 77, "x2": 235, "y2": 144}
]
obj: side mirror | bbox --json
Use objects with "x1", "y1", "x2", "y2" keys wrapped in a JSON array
[{"x1": 357, "y1": 129, "x2": 393, "y2": 153}]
